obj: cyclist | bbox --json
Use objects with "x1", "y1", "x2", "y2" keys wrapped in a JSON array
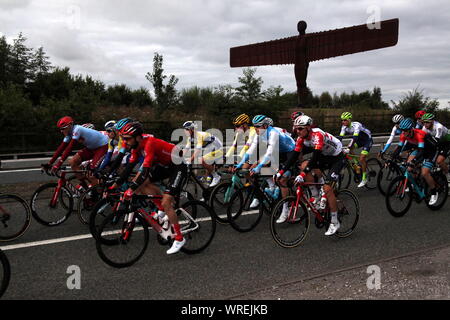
[
  {"x1": 379, "y1": 114, "x2": 404, "y2": 157},
  {"x1": 42, "y1": 116, "x2": 108, "y2": 190},
  {"x1": 112, "y1": 122, "x2": 188, "y2": 254},
  {"x1": 339, "y1": 112, "x2": 373, "y2": 188},
  {"x1": 276, "y1": 115, "x2": 345, "y2": 235},
  {"x1": 290, "y1": 111, "x2": 304, "y2": 138},
  {"x1": 225, "y1": 114, "x2": 257, "y2": 164},
  {"x1": 182, "y1": 121, "x2": 223, "y2": 188},
  {"x1": 390, "y1": 118, "x2": 440, "y2": 205},
  {"x1": 420, "y1": 113, "x2": 450, "y2": 179},
  {"x1": 414, "y1": 110, "x2": 426, "y2": 129},
  {"x1": 234, "y1": 114, "x2": 295, "y2": 210},
  {"x1": 96, "y1": 120, "x2": 119, "y2": 174}
]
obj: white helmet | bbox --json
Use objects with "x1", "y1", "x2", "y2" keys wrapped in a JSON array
[
  {"x1": 293, "y1": 115, "x2": 313, "y2": 127},
  {"x1": 182, "y1": 121, "x2": 197, "y2": 130},
  {"x1": 266, "y1": 117, "x2": 274, "y2": 126},
  {"x1": 392, "y1": 114, "x2": 404, "y2": 124},
  {"x1": 82, "y1": 123, "x2": 95, "y2": 130}
]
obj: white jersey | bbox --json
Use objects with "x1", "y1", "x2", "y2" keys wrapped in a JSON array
[
  {"x1": 340, "y1": 121, "x2": 372, "y2": 138},
  {"x1": 295, "y1": 128, "x2": 342, "y2": 156},
  {"x1": 421, "y1": 121, "x2": 449, "y2": 140}
]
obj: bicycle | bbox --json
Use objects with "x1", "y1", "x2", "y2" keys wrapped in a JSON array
[
  {"x1": 270, "y1": 180, "x2": 360, "y2": 248},
  {"x1": 377, "y1": 153, "x2": 405, "y2": 196},
  {"x1": 0, "y1": 193, "x2": 32, "y2": 241},
  {"x1": 95, "y1": 193, "x2": 216, "y2": 268},
  {"x1": 385, "y1": 162, "x2": 448, "y2": 217},
  {"x1": 225, "y1": 169, "x2": 282, "y2": 233},
  {"x1": 338, "y1": 151, "x2": 382, "y2": 190},
  {"x1": 30, "y1": 167, "x2": 89, "y2": 226},
  {"x1": 0, "y1": 248, "x2": 11, "y2": 298}
]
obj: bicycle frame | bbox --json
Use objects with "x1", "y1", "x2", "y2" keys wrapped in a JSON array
[
  {"x1": 49, "y1": 170, "x2": 86, "y2": 207},
  {"x1": 287, "y1": 182, "x2": 327, "y2": 225},
  {"x1": 399, "y1": 166, "x2": 426, "y2": 200}
]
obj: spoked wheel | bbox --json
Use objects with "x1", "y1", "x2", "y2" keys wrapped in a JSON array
[
  {"x1": 96, "y1": 212, "x2": 149, "y2": 268},
  {"x1": 270, "y1": 196, "x2": 310, "y2": 248},
  {"x1": 0, "y1": 194, "x2": 32, "y2": 241},
  {"x1": 0, "y1": 249, "x2": 10, "y2": 298},
  {"x1": 425, "y1": 171, "x2": 449, "y2": 211},
  {"x1": 385, "y1": 176, "x2": 413, "y2": 217},
  {"x1": 77, "y1": 185, "x2": 103, "y2": 225},
  {"x1": 89, "y1": 198, "x2": 119, "y2": 240},
  {"x1": 30, "y1": 183, "x2": 73, "y2": 226},
  {"x1": 208, "y1": 181, "x2": 234, "y2": 224},
  {"x1": 178, "y1": 200, "x2": 216, "y2": 254},
  {"x1": 226, "y1": 186, "x2": 263, "y2": 232},
  {"x1": 337, "y1": 163, "x2": 352, "y2": 190},
  {"x1": 364, "y1": 158, "x2": 382, "y2": 190},
  {"x1": 377, "y1": 164, "x2": 402, "y2": 196},
  {"x1": 334, "y1": 189, "x2": 360, "y2": 238}
]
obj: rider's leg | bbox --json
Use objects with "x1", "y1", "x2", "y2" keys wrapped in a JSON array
[{"x1": 69, "y1": 154, "x2": 89, "y2": 189}]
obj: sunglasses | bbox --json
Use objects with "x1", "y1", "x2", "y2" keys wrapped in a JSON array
[
  {"x1": 294, "y1": 126, "x2": 307, "y2": 130},
  {"x1": 106, "y1": 129, "x2": 115, "y2": 133},
  {"x1": 122, "y1": 136, "x2": 134, "y2": 141}
]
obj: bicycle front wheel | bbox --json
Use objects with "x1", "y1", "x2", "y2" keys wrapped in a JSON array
[
  {"x1": 334, "y1": 189, "x2": 360, "y2": 238},
  {"x1": 226, "y1": 186, "x2": 263, "y2": 233},
  {"x1": 377, "y1": 164, "x2": 402, "y2": 196},
  {"x1": 270, "y1": 196, "x2": 310, "y2": 248},
  {"x1": 0, "y1": 249, "x2": 10, "y2": 298},
  {"x1": 425, "y1": 171, "x2": 449, "y2": 211},
  {"x1": 77, "y1": 185, "x2": 103, "y2": 225},
  {"x1": 385, "y1": 176, "x2": 413, "y2": 217},
  {"x1": 89, "y1": 198, "x2": 119, "y2": 240},
  {"x1": 30, "y1": 183, "x2": 73, "y2": 226},
  {"x1": 0, "y1": 194, "x2": 32, "y2": 241},
  {"x1": 208, "y1": 181, "x2": 233, "y2": 224},
  {"x1": 96, "y1": 212, "x2": 149, "y2": 268},
  {"x1": 337, "y1": 163, "x2": 352, "y2": 190},
  {"x1": 364, "y1": 158, "x2": 382, "y2": 190}
]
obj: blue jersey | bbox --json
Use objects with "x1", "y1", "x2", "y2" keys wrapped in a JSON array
[{"x1": 63, "y1": 125, "x2": 108, "y2": 149}]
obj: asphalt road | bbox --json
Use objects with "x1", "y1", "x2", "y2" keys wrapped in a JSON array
[{"x1": 1, "y1": 167, "x2": 449, "y2": 300}]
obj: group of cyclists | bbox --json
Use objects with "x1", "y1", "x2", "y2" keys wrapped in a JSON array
[{"x1": 41, "y1": 107, "x2": 450, "y2": 253}]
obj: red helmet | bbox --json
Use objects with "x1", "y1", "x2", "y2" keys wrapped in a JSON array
[
  {"x1": 290, "y1": 111, "x2": 304, "y2": 122},
  {"x1": 415, "y1": 110, "x2": 426, "y2": 120},
  {"x1": 120, "y1": 122, "x2": 143, "y2": 137},
  {"x1": 57, "y1": 116, "x2": 74, "y2": 129}
]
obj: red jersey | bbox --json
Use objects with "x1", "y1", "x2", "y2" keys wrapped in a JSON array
[
  {"x1": 294, "y1": 128, "x2": 342, "y2": 156},
  {"x1": 129, "y1": 135, "x2": 176, "y2": 168},
  {"x1": 398, "y1": 129, "x2": 428, "y2": 148}
]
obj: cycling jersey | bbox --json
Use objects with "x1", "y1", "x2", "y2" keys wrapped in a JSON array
[
  {"x1": 63, "y1": 125, "x2": 108, "y2": 150},
  {"x1": 185, "y1": 131, "x2": 223, "y2": 150},
  {"x1": 130, "y1": 136, "x2": 179, "y2": 168},
  {"x1": 421, "y1": 121, "x2": 450, "y2": 141},
  {"x1": 294, "y1": 128, "x2": 342, "y2": 156},
  {"x1": 339, "y1": 121, "x2": 372, "y2": 139},
  {"x1": 393, "y1": 129, "x2": 438, "y2": 168},
  {"x1": 382, "y1": 125, "x2": 402, "y2": 153},
  {"x1": 339, "y1": 121, "x2": 372, "y2": 153},
  {"x1": 226, "y1": 126, "x2": 257, "y2": 159},
  {"x1": 238, "y1": 126, "x2": 295, "y2": 171}
]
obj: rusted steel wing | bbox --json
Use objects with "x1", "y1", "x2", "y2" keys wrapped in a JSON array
[{"x1": 230, "y1": 18, "x2": 398, "y2": 67}]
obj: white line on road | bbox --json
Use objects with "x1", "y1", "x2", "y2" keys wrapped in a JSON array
[
  {"x1": 0, "y1": 168, "x2": 42, "y2": 174},
  {"x1": 0, "y1": 233, "x2": 94, "y2": 251}
]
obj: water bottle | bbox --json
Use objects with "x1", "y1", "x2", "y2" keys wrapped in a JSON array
[
  {"x1": 319, "y1": 189, "x2": 327, "y2": 210},
  {"x1": 264, "y1": 187, "x2": 273, "y2": 198},
  {"x1": 273, "y1": 187, "x2": 280, "y2": 200}
]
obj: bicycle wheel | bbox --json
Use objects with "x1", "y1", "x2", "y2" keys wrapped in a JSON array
[
  {"x1": 377, "y1": 163, "x2": 402, "y2": 196},
  {"x1": 385, "y1": 176, "x2": 413, "y2": 217},
  {"x1": 364, "y1": 158, "x2": 382, "y2": 190},
  {"x1": 334, "y1": 189, "x2": 360, "y2": 238},
  {"x1": 89, "y1": 197, "x2": 119, "y2": 240},
  {"x1": 226, "y1": 186, "x2": 263, "y2": 232},
  {"x1": 76, "y1": 185, "x2": 103, "y2": 225},
  {"x1": 208, "y1": 181, "x2": 234, "y2": 224},
  {"x1": 425, "y1": 171, "x2": 449, "y2": 211},
  {"x1": 0, "y1": 249, "x2": 10, "y2": 298},
  {"x1": 338, "y1": 163, "x2": 352, "y2": 190},
  {"x1": 30, "y1": 183, "x2": 73, "y2": 226},
  {"x1": 178, "y1": 200, "x2": 216, "y2": 254},
  {"x1": 96, "y1": 212, "x2": 149, "y2": 268},
  {"x1": 270, "y1": 196, "x2": 310, "y2": 248},
  {"x1": 0, "y1": 194, "x2": 32, "y2": 241}
]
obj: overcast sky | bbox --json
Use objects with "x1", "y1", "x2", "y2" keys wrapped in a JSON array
[{"x1": 1, "y1": 0, "x2": 449, "y2": 108}]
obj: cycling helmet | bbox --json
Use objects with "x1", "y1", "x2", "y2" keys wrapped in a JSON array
[
  {"x1": 266, "y1": 117, "x2": 274, "y2": 127},
  {"x1": 398, "y1": 118, "x2": 414, "y2": 131},
  {"x1": 120, "y1": 122, "x2": 143, "y2": 137},
  {"x1": 415, "y1": 110, "x2": 426, "y2": 120},
  {"x1": 233, "y1": 114, "x2": 250, "y2": 126},
  {"x1": 421, "y1": 113, "x2": 435, "y2": 122},
  {"x1": 290, "y1": 111, "x2": 304, "y2": 122},
  {"x1": 57, "y1": 116, "x2": 74, "y2": 129},
  {"x1": 182, "y1": 121, "x2": 197, "y2": 130},
  {"x1": 252, "y1": 115, "x2": 269, "y2": 127},
  {"x1": 104, "y1": 120, "x2": 116, "y2": 130},
  {"x1": 341, "y1": 112, "x2": 352, "y2": 120},
  {"x1": 392, "y1": 114, "x2": 404, "y2": 124},
  {"x1": 82, "y1": 123, "x2": 95, "y2": 130},
  {"x1": 294, "y1": 115, "x2": 313, "y2": 127},
  {"x1": 115, "y1": 118, "x2": 134, "y2": 130}
]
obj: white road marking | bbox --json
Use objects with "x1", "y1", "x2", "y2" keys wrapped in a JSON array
[{"x1": 0, "y1": 168, "x2": 42, "y2": 174}]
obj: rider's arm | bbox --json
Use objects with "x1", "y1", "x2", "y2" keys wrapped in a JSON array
[
  {"x1": 239, "y1": 128, "x2": 257, "y2": 159},
  {"x1": 225, "y1": 131, "x2": 240, "y2": 158},
  {"x1": 347, "y1": 123, "x2": 361, "y2": 149},
  {"x1": 382, "y1": 126, "x2": 398, "y2": 153},
  {"x1": 279, "y1": 137, "x2": 302, "y2": 174},
  {"x1": 338, "y1": 125, "x2": 346, "y2": 140},
  {"x1": 55, "y1": 139, "x2": 77, "y2": 168},
  {"x1": 391, "y1": 133, "x2": 406, "y2": 159},
  {"x1": 255, "y1": 129, "x2": 279, "y2": 171},
  {"x1": 48, "y1": 140, "x2": 69, "y2": 165}
]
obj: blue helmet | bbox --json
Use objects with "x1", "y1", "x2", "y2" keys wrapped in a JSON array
[
  {"x1": 252, "y1": 115, "x2": 269, "y2": 127},
  {"x1": 398, "y1": 118, "x2": 414, "y2": 131},
  {"x1": 115, "y1": 118, "x2": 133, "y2": 130}
]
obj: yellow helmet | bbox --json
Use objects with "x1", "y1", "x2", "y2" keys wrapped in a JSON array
[{"x1": 233, "y1": 114, "x2": 250, "y2": 126}]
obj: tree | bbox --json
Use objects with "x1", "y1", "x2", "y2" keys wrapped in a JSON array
[
  {"x1": 319, "y1": 91, "x2": 332, "y2": 108},
  {"x1": 235, "y1": 67, "x2": 263, "y2": 103},
  {"x1": 146, "y1": 52, "x2": 178, "y2": 111},
  {"x1": 8, "y1": 32, "x2": 33, "y2": 87},
  {"x1": 391, "y1": 87, "x2": 439, "y2": 119},
  {"x1": 30, "y1": 46, "x2": 52, "y2": 79},
  {"x1": 0, "y1": 36, "x2": 10, "y2": 88}
]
